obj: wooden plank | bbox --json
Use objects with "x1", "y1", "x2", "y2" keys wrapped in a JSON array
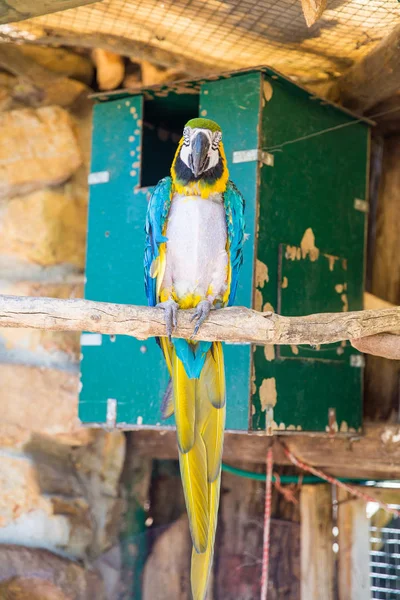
[
  {"x1": 129, "y1": 422, "x2": 400, "y2": 479},
  {"x1": 337, "y1": 489, "x2": 371, "y2": 600},
  {"x1": 329, "y1": 24, "x2": 400, "y2": 112},
  {"x1": 300, "y1": 485, "x2": 334, "y2": 600},
  {"x1": 0, "y1": 0, "x2": 101, "y2": 24}
]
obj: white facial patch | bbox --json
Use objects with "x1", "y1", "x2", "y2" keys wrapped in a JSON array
[{"x1": 180, "y1": 127, "x2": 221, "y2": 172}]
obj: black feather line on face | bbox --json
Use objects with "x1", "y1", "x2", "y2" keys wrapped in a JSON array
[{"x1": 174, "y1": 153, "x2": 224, "y2": 184}]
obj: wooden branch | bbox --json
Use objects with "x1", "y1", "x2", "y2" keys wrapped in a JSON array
[
  {"x1": 329, "y1": 24, "x2": 400, "y2": 113},
  {"x1": 0, "y1": 294, "x2": 399, "y2": 346},
  {"x1": 0, "y1": 0, "x2": 101, "y2": 25}
]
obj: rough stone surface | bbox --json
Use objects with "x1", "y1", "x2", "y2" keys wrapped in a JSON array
[
  {"x1": 18, "y1": 45, "x2": 94, "y2": 84},
  {"x1": 0, "y1": 106, "x2": 82, "y2": 199},
  {"x1": 0, "y1": 545, "x2": 105, "y2": 599},
  {"x1": 0, "y1": 431, "x2": 125, "y2": 557},
  {"x1": 0, "y1": 281, "x2": 83, "y2": 370},
  {"x1": 0, "y1": 365, "x2": 86, "y2": 448},
  {"x1": 0, "y1": 186, "x2": 87, "y2": 267},
  {"x1": 0, "y1": 45, "x2": 125, "y2": 592}
]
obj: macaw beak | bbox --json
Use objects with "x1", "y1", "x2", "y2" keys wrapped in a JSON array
[{"x1": 188, "y1": 131, "x2": 210, "y2": 177}]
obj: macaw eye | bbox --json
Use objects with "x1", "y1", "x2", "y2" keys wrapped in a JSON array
[
  {"x1": 211, "y1": 131, "x2": 222, "y2": 150},
  {"x1": 183, "y1": 127, "x2": 191, "y2": 146}
]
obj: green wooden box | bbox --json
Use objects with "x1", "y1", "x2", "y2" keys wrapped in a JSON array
[{"x1": 79, "y1": 67, "x2": 370, "y2": 435}]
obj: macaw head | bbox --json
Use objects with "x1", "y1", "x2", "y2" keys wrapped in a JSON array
[
  {"x1": 172, "y1": 118, "x2": 228, "y2": 190},
  {"x1": 178, "y1": 118, "x2": 223, "y2": 178}
]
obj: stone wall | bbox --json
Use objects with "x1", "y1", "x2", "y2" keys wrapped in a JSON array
[{"x1": 0, "y1": 45, "x2": 125, "y2": 599}]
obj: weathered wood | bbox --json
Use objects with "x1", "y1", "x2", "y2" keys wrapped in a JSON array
[
  {"x1": 0, "y1": 294, "x2": 399, "y2": 346},
  {"x1": 300, "y1": 485, "x2": 334, "y2": 600},
  {"x1": 337, "y1": 489, "x2": 371, "y2": 600},
  {"x1": 0, "y1": 0, "x2": 101, "y2": 24},
  {"x1": 365, "y1": 135, "x2": 400, "y2": 420},
  {"x1": 300, "y1": 0, "x2": 327, "y2": 27},
  {"x1": 367, "y1": 94, "x2": 400, "y2": 136},
  {"x1": 217, "y1": 465, "x2": 300, "y2": 599},
  {"x1": 129, "y1": 422, "x2": 400, "y2": 479},
  {"x1": 142, "y1": 515, "x2": 191, "y2": 600},
  {"x1": 329, "y1": 24, "x2": 400, "y2": 112},
  {"x1": 24, "y1": 31, "x2": 212, "y2": 76}
]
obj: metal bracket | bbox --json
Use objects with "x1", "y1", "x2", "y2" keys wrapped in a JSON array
[
  {"x1": 350, "y1": 354, "x2": 365, "y2": 368},
  {"x1": 106, "y1": 398, "x2": 117, "y2": 429},
  {"x1": 354, "y1": 198, "x2": 368, "y2": 213},
  {"x1": 232, "y1": 149, "x2": 274, "y2": 167},
  {"x1": 265, "y1": 404, "x2": 275, "y2": 436},
  {"x1": 81, "y1": 333, "x2": 102, "y2": 346},
  {"x1": 88, "y1": 171, "x2": 110, "y2": 185}
]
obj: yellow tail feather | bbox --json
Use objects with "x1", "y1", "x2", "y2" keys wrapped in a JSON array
[
  {"x1": 191, "y1": 473, "x2": 221, "y2": 600},
  {"x1": 179, "y1": 431, "x2": 209, "y2": 554},
  {"x1": 173, "y1": 351, "x2": 195, "y2": 453},
  {"x1": 197, "y1": 347, "x2": 226, "y2": 483},
  {"x1": 199, "y1": 342, "x2": 226, "y2": 408},
  {"x1": 171, "y1": 342, "x2": 226, "y2": 597}
]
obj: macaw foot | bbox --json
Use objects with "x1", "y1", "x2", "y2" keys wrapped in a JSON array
[
  {"x1": 190, "y1": 300, "x2": 213, "y2": 336},
  {"x1": 156, "y1": 299, "x2": 178, "y2": 342}
]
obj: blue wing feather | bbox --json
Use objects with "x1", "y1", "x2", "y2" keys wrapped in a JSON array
[
  {"x1": 144, "y1": 177, "x2": 173, "y2": 307},
  {"x1": 223, "y1": 180, "x2": 246, "y2": 306}
]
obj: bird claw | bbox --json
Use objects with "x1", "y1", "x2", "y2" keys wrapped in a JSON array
[
  {"x1": 156, "y1": 300, "x2": 178, "y2": 342},
  {"x1": 191, "y1": 300, "x2": 213, "y2": 336}
]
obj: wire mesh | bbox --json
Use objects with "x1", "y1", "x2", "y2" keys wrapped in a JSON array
[
  {"x1": 371, "y1": 513, "x2": 400, "y2": 600},
  {"x1": 0, "y1": 1, "x2": 399, "y2": 83}
]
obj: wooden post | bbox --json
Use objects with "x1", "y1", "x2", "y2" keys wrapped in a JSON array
[
  {"x1": 300, "y1": 485, "x2": 334, "y2": 600},
  {"x1": 337, "y1": 489, "x2": 371, "y2": 600},
  {"x1": 365, "y1": 135, "x2": 400, "y2": 420}
]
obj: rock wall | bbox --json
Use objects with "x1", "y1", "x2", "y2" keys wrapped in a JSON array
[{"x1": 0, "y1": 45, "x2": 126, "y2": 599}]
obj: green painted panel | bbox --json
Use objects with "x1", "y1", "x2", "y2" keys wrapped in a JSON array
[
  {"x1": 252, "y1": 74, "x2": 368, "y2": 432},
  {"x1": 200, "y1": 72, "x2": 261, "y2": 432},
  {"x1": 80, "y1": 68, "x2": 368, "y2": 436},
  {"x1": 79, "y1": 95, "x2": 171, "y2": 426},
  {"x1": 278, "y1": 245, "x2": 347, "y2": 360}
]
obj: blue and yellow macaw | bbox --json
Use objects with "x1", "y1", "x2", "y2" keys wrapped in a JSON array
[{"x1": 144, "y1": 117, "x2": 245, "y2": 599}]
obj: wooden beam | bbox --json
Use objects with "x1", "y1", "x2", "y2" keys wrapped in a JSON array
[
  {"x1": 0, "y1": 0, "x2": 101, "y2": 25},
  {"x1": 129, "y1": 422, "x2": 400, "y2": 479},
  {"x1": 23, "y1": 31, "x2": 213, "y2": 77},
  {"x1": 337, "y1": 489, "x2": 371, "y2": 600},
  {"x1": 329, "y1": 24, "x2": 400, "y2": 113},
  {"x1": 300, "y1": 485, "x2": 334, "y2": 600},
  {"x1": 0, "y1": 294, "x2": 399, "y2": 346}
]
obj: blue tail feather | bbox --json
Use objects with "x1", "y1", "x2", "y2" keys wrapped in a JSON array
[{"x1": 173, "y1": 339, "x2": 212, "y2": 379}]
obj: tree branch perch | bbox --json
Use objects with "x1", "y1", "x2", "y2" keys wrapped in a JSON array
[{"x1": 0, "y1": 294, "x2": 399, "y2": 346}]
